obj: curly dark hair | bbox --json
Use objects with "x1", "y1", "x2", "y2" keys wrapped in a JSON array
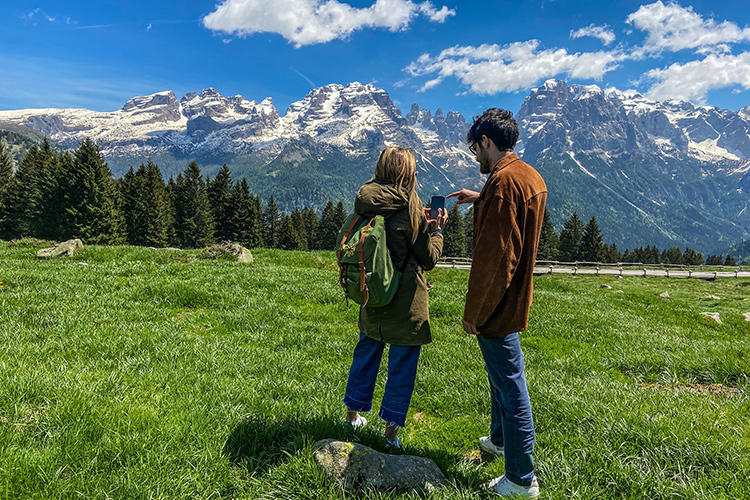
[{"x1": 466, "y1": 108, "x2": 519, "y2": 151}]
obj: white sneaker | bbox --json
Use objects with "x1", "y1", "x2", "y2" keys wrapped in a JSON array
[
  {"x1": 486, "y1": 475, "x2": 539, "y2": 498},
  {"x1": 479, "y1": 436, "x2": 505, "y2": 456},
  {"x1": 348, "y1": 415, "x2": 367, "y2": 430}
]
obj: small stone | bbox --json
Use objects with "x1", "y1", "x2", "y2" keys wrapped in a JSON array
[
  {"x1": 701, "y1": 312, "x2": 722, "y2": 324},
  {"x1": 700, "y1": 295, "x2": 721, "y2": 300},
  {"x1": 743, "y1": 312, "x2": 750, "y2": 322},
  {"x1": 600, "y1": 285, "x2": 612, "y2": 289},
  {"x1": 313, "y1": 439, "x2": 444, "y2": 492},
  {"x1": 36, "y1": 239, "x2": 84, "y2": 259},
  {"x1": 659, "y1": 291, "x2": 671, "y2": 299}
]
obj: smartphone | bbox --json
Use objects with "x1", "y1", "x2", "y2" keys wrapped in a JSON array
[{"x1": 430, "y1": 196, "x2": 445, "y2": 220}]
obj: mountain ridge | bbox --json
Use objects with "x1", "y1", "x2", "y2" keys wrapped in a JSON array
[{"x1": 0, "y1": 81, "x2": 747, "y2": 252}]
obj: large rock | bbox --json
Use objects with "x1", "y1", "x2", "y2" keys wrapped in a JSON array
[
  {"x1": 201, "y1": 241, "x2": 254, "y2": 262},
  {"x1": 36, "y1": 239, "x2": 83, "y2": 259},
  {"x1": 313, "y1": 439, "x2": 443, "y2": 492},
  {"x1": 701, "y1": 312, "x2": 722, "y2": 324},
  {"x1": 742, "y1": 312, "x2": 750, "y2": 322}
]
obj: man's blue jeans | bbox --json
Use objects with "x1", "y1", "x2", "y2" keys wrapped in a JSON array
[
  {"x1": 477, "y1": 333, "x2": 536, "y2": 486},
  {"x1": 343, "y1": 333, "x2": 421, "y2": 427}
]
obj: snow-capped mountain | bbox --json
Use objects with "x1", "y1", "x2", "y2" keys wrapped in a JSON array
[
  {"x1": 1, "y1": 80, "x2": 748, "y2": 252},
  {"x1": 0, "y1": 82, "x2": 477, "y2": 197},
  {"x1": 516, "y1": 80, "x2": 749, "y2": 252}
]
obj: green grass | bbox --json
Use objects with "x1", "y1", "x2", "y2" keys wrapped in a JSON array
[{"x1": 1, "y1": 241, "x2": 748, "y2": 499}]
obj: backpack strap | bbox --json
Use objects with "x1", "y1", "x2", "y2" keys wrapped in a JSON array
[
  {"x1": 357, "y1": 218, "x2": 375, "y2": 307},
  {"x1": 337, "y1": 215, "x2": 361, "y2": 290}
]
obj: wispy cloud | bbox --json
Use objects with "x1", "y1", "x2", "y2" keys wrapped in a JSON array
[
  {"x1": 290, "y1": 68, "x2": 317, "y2": 88},
  {"x1": 22, "y1": 8, "x2": 56, "y2": 24},
  {"x1": 570, "y1": 24, "x2": 615, "y2": 46},
  {"x1": 202, "y1": 0, "x2": 456, "y2": 47}
]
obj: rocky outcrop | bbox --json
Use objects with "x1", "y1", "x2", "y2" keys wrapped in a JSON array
[
  {"x1": 201, "y1": 241, "x2": 254, "y2": 262},
  {"x1": 36, "y1": 239, "x2": 83, "y2": 259},
  {"x1": 313, "y1": 439, "x2": 443, "y2": 492}
]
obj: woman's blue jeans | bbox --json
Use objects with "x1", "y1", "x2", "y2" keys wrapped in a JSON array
[
  {"x1": 477, "y1": 333, "x2": 536, "y2": 486},
  {"x1": 343, "y1": 333, "x2": 421, "y2": 427}
]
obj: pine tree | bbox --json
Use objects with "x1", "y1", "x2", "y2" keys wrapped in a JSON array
[
  {"x1": 290, "y1": 208, "x2": 308, "y2": 251},
  {"x1": 661, "y1": 246, "x2": 682, "y2": 264},
  {"x1": 705, "y1": 254, "x2": 722, "y2": 265},
  {"x1": 208, "y1": 164, "x2": 234, "y2": 242},
  {"x1": 263, "y1": 195, "x2": 281, "y2": 248},
  {"x1": 228, "y1": 179, "x2": 262, "y2": 248},
  {"x1": 463, "y1": 206, "x2": 474, "y2": 257},
  {"x1": 681, "y1": 248, "x2": 703, "y2": 266},
  {"x1": 558, "y1": 212, "x2": 584, "y2": 262},
  {"x1": 316, "y1": 200, "x2": 338, "y2": 250},
  {"x1": 277, "y1": 214, "x2": 304, "y2": 251},
  {"x1": 603, "y1": 243, "x2": 622, "y2": 263},
  {"x1": 536, "y1": 208, "x2": 559, "y2": 260},
  {"x1": 166, "y1": 177, "x2": 178, "y2": 246},
  {"x1": 302, "y1": 207, "x2": 319, "y2": 251},
  {"x1": 1, "y1": 140, "x2": 55, "y2": 238},
  {"x1": 333, "y1": 200, "x2": 348, "y2": 229},
  {"x1": 172, "y1": 161, "x2": 215, "y2": 248},
  {"x1": 724, "y1": 254, "x2": 737, "y2": 266},
  {"x1": 0, "y1": 140, "x2": 13, "y2": 234},
  {"x1": 64, "y1": 138, "x2": 125, "y2": 244},
  {"x1": 37, "y1": 151, "x2": 75, "y2": 241},
  {"x1": 442, "y1": 203, "x2": 465, "y2": 257},
  {"x1": 579, "y1": 216, "x2": 604, "y2": 262}
]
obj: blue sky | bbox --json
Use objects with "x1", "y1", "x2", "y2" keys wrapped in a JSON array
[{"x1": 1, "y1": 1, "x2": 750, "y2": 120}]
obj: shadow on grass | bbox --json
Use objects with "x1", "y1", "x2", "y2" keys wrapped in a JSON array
[
  {"x1": 224, "y1": 415, "x2": 365, "y2": 474},
  {"x1": 223, "y1": 415, "x2": 475, "y2": 485}
]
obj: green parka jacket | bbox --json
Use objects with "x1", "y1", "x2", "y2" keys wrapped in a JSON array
[{"x1": 354, "y1": 179, "x2": 444, "y2": 346}]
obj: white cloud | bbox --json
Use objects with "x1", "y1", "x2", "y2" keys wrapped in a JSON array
[
  {"x1": 627, "y1": 1, "x2": 750, "y2": 54},
  {"x1": 202, "y1": 0, "x2": 456, "y2": 47},
  {"x1": 644, "y1": 52, "x2": 750, "y2": 102},
  {"x1": 570, "y1": 24, "x2": 615, "y2": 46},
  {"x1": 405, "y1": 40, "x2": 624, "y2": 94},
  {"x1": 22, "y1": 8, "x2": 56, "y2": 23}
]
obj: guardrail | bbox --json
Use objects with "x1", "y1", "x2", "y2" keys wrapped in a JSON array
[{"x1": 435, "y1": 258, "x2": 750, "y2": 278}]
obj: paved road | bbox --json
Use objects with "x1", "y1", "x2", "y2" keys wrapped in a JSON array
[{"x1": 435, "y1": 262, "x2": 750, "y2": 279}]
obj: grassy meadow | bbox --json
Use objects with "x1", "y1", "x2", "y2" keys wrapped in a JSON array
[{"x1": 0, "y1": 240, "x2": 748, "y2": 499}]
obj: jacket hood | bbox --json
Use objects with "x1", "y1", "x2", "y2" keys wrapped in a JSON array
[{"x1": 354, "y1": 178, "x2": 410, "y2": 217}]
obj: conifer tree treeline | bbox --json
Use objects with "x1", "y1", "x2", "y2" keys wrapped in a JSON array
[
  {"x1": 0, "y1": 137, "x2": 743, "y2": 265},
  {"x1": 0, "y1": 138, "x2": 352, "y2": 252}
]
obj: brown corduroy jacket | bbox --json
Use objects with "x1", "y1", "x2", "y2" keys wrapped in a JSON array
[{"x1": 464, "y1": 153, "x2": 547, "y2": 337}]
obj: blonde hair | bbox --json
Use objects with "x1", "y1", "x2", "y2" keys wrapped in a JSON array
[{"x1": 374, "y1": 146, "x2": 423, "y2": 242}]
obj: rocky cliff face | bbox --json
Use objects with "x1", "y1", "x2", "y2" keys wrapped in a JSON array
[{"x1": 515, "y1": 80, "x2": 750, "y2": 252}]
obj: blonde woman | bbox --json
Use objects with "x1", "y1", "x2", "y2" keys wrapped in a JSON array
[{"x1": 343, "y1": 146, "x2": 447, "y2": 447}]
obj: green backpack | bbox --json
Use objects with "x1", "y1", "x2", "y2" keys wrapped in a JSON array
[{"x1": 335, "y1": 214, "x2": 407, "y2": 307}]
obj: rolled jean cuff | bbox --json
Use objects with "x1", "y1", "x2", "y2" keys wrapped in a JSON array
[
  {"x1": 379, "y1": 405, "x2": 407, "y2": 427},
  {"x1": 343, "y1": 393, "x2": 372, "y2": 413}
]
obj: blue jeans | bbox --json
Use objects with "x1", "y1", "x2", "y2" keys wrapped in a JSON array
[
  {"x1": 343, "y1": 333, "x2": 421, "y2": 427},
  {"x1": 477, "y1": 333, "x2": 536, "y2": 486}
]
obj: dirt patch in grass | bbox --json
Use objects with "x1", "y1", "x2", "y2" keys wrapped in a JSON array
[
  {"x1": 461, "y1": 449, "x2": 483, "y2": 465},
  {"x1": 638, "y1": 382, "x2": 737, "y2": 397},
  {"x1": 0, "y1": 405, "x2": 45, "y2": 433}
]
